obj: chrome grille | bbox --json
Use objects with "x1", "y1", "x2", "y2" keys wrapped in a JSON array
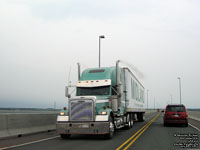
[{"x1": 70, "y1": 100, "x2": 93, "y2": 121}]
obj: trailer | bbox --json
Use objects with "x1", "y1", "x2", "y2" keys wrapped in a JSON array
[{"x1": 56, "y1": 60, "x2": 145, "y2": 139}]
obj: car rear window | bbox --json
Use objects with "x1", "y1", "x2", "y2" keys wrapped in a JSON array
[{"x1": 167, "y1": 106, "x2": 185, "y2": 112}]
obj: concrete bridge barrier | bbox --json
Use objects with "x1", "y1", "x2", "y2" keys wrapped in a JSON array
[
  {"x1": 0, "y1": 115, "x2": 9, "y2": 139},
  {"x1": 188, "y1": 111, "x2": 200, "y2": 121},
  {"x1": 0, "y1": 113, "x2": 58, "y2": 139}
]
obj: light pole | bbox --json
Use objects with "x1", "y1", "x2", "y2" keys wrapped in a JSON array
[
  {"x1": 99, "y1": 35, "x2": 105, "y2": 68},
  {"x1": 147, "y1": 90, "x2": 149, "y2": 109},
  {"x1": 170, "y1": 94, "x2": 173, "y2": 104},
  {"x1": 177, "y1": 77, "x2": 182, "y2": 104}
]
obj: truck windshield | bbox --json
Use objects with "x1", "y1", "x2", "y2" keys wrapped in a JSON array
[{"x1": 77, "y1": 86, "x2": 110, "y2": 96}]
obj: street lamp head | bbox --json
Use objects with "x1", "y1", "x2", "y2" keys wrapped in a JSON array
[
  {"x1": 99, "y1": 35, "x2": 105, "y2": 39},
  {"x1": 177, "y1": 77, "x2": 181, "y2": 79}
]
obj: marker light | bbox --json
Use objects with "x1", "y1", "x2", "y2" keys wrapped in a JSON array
[
  {"x1": 100, "y1": 111, "x2": 107, "y2": 115},
  {"x1": 60, "y1": 112, "x2": 65, "y2": 116}
]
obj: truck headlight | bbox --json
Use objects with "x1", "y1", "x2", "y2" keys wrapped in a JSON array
[
  {"x1": 60, "y1": 112, "x2": 65, "y2": 116},
  {"x1": 99, "y1": 111, "x2": 107, "y2": 115}
]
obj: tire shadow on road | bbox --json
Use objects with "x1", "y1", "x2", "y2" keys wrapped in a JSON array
[
  {"x1": 163, "y1": 124, "x2": 188, "y2": 128},
  {"x1": 151, "y1": 120, "x2": 188, "y2": 128},
  {"x1": 59, "y1": 134, "x2": 114, "y2": 140}
]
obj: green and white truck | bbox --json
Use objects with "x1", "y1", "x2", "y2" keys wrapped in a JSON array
[{"x1": 56, "y1": 60, "x2": 145, "y2": 139}]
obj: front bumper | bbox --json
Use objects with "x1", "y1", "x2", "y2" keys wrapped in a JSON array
[
  {"x1": 164, "y1": 119, "x2": 188, "y2": 124},
  {"x1": 56, "y1": 122, "x2": 110, "y2": 135}
]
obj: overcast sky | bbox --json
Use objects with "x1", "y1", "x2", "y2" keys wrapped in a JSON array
[{"x1": 0, "y1": 0, "x2": 200, "y2": 109}]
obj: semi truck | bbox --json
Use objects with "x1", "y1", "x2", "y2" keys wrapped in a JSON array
[{"x1": 56, "y1": 60, "x2": 145, "y2": 139}]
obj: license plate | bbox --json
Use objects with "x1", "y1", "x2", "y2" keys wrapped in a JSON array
[
  {"x1": 174, "y1": 114, "x2": 179, "y2": 117},
  {"x1": 81, "y1": 124, "x2": 89, "y2": 128}
]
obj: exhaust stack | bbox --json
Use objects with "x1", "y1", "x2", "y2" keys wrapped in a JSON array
[
  {"x1": 77, "y1": 63, "x2": 81, "y2": 80},
  {"x1": 116, "y1": 60, "x2": 121, "y2": 108}
]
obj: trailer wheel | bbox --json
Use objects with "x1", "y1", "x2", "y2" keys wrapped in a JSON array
[
  {"x1": 138, "y1": 113, "x2": 145, "y2": 122},
  {"x1": 130, "y1": 113, "x2": 134, "y2": 127},
  {"x1": 104, "y1": 116, "x2": 114, "y2": 139},
  {"x1": 60, "y1": 134, "x2": 71, "y2": 139}
]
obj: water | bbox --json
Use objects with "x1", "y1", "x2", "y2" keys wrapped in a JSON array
[{"x1": 0, "y1": 108, "x2": 60, "y2": 114}]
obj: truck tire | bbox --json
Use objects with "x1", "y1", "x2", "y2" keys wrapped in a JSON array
[
  {"x1": 138, "y1": 113, "x2": 145, "y2": 122},
  {"x1": 130, "y1": 113, "x2": 134, "y2": 127},
  {"x1": 60, "y1": 134, "x2": 71, "y2": 139},
  {"x1": 104, "y1": 116, "x2": 114, "y2": 139}
]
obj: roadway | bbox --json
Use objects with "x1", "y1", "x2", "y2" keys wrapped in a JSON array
[{"x1": 0, "y1": 112, "x2": 199, "y2": 150}]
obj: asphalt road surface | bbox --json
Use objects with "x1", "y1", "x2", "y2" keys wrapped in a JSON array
[{"x1": 0, "y1": 112, "x2": 199, "y2": 150}]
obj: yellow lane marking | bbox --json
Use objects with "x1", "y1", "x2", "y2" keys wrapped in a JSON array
[
  {"x1": 123, "y1": 114, "x2": 160, "y2": 150},
  {"x1": 116, "y1": 113, "x2": 159, "y2": 150},
  {"x1": 116, "y1": 113, "x2": 161, "y2": 150},
  {"x1": 116, "y1": 119, "x2": 153, "y2": 150}
]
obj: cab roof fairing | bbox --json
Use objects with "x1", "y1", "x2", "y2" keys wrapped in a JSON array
[{"x1": 80, "y1": 67, "x2": 118, "y2": 87}]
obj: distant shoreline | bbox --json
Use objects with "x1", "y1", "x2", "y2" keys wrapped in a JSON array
[
  {"x1": 0, "y1": 107, "x2": 199, "y2": 111},
  {"x1": 0, "y1": 108, "x2": 61, "y2": 114},
  {"x1": 0, "y1": 108, "x2": 60, "y2": 110}
]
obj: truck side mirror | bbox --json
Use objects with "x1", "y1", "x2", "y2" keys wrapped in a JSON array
[
  {"x1": 65, "y1": 87, "x2": 71, "y2": 98},
  {"x1": 117, "y1": 93, "x2": 121, "y2": 97}
]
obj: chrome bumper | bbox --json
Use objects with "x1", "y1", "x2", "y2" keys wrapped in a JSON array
[{"x1": 56, "y1": 122, "x2": 110, "y2": 135}]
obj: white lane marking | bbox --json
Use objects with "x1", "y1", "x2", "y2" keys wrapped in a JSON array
[
  {"x1": 189, "y1": 116, "x2": 200, "y2": 122},
  {"x1": 189, "y1": 123, "x2": 200, "y2": 132},
  {"x1": 0, "y1": 136, "x2": 60, "y2": 150}
]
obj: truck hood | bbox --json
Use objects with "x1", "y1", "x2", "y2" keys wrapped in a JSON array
[{"x1": 95, "y1": 95, "x2": 110, "y2": 100}]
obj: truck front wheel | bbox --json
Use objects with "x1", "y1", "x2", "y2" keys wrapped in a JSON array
[{"x1": 104, "y1": 116, "x2": 114, "y2": 139}]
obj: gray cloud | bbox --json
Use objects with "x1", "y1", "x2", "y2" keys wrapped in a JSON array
[{"x1": 0, "y1": 0, "x2": 200, "y2": 108}]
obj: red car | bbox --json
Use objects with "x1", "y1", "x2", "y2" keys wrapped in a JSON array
[{"x1": 163, "y1": 104, "x2": 188, "y2": 127}]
